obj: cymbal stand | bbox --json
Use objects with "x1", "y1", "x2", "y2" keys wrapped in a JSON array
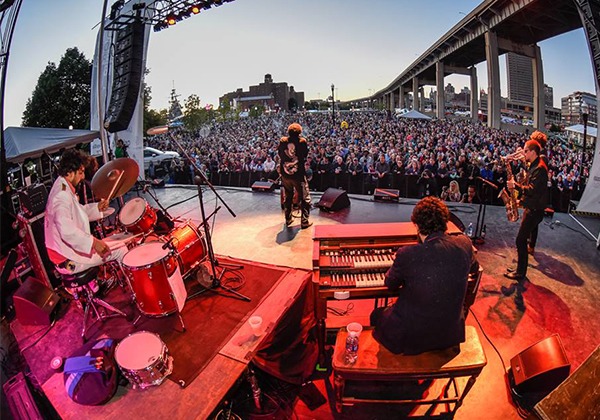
[{"x1": 167, "y1": 131, "x2": 250, "y2": 302}]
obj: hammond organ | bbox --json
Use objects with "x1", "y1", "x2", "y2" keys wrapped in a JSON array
[{"x1": 312, "y1": 222, "x2": 466, "y2": 358}]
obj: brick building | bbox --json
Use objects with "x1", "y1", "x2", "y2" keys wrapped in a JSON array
[{"x1": 219, "y1": 74, "x2": 305, "y2": 112}]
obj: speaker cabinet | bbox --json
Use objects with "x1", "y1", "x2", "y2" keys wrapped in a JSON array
[
  {"x1": 316, "y1": 188, "x2": 350, "y2": 212},
  {"x1": 252, "y1": 181, "x2": 276, "y2": 192},
  {"x1": 105, "y1": 19, "x2": 145, "y2": 133},
  {"x1": 374, "y1": 188, "x2": 400, "y2": 202},
  {"x1": 13, "y1": 278, "x2": 59, "y2": 326},
  {"x1": 510, "y1": 334, "x2": 570, "y2": 394}
]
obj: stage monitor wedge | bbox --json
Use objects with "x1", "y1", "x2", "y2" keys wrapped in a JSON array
[
  {"x1": 509, "y1": 334, "x2": 570, "y2": 395},
  {"x1": 316, "y1": 188, "x2": 350, "y2": 212},
  {"x1": 251, "y1": 181, "x2": 276, "y2": 192}
]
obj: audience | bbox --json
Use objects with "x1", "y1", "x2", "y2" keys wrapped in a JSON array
[{"x1": 145, "y1": 111, "x2": 591, "y2": 211}]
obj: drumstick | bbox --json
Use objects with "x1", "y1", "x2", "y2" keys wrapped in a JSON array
[{"x1": 106, "y1": 169, "x2": 124, "y2": 202}]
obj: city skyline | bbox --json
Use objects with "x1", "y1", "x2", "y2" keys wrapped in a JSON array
[{"x1": 4, "y1": 0, "x2": 597, "y2": 128}]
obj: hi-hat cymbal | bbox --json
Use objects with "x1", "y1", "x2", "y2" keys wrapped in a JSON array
[
  {"x1": 147, "y1": 125, "x2": 169, "y2": 135},
  {"x1": 92, "y1": 158, "x2": 139, "y2": 200}
]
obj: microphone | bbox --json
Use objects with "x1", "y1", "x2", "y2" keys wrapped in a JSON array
[{"x1": 162, "y1": 237, "x2": 176, "y2": 250}]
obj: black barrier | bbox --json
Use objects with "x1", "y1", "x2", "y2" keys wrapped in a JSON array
[{"x1": 161, "y1": 169, "x2": 583, "y2": 212}]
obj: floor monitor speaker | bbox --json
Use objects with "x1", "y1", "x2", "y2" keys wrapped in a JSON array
[
  {"x1": 316, "y1": 188, "x2": 350, "y2": 212},
  {"x1": 13, "y1": 278, "x2": 60, "y2": 326},
  {"x1": 510, "y1": 334, "x2": 570, "y2": 394},
  {"x1": 374, "y1": 188, "x2": 400, "y2": 202},
  {"x1": 252, "y1": 181, "x2": 276, "y2": 192}
]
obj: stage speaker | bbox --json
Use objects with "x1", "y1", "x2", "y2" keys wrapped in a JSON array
[
  {"x1": 252, "y1": 181, "x2": 276, "y2": 192},
  {"x1": 509, "y1": 334, "x2": 570, "y2": 394},
  {"x1": 13, "y1": 278, "x2": 60, "y2": 326},
  {"x1": 374, "y1": 188, "x2": 400, "y2": 202},
  {"x1": 316, "y1": 188, "x2": 350, "y2": 212},
  {"x1": 105, "y1": 19, "x2": 145, "y2": 133}
]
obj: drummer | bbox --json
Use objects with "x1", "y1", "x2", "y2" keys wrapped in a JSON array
[{"x1": 45, "y1": 148, "x2": 128, "y2": 275}]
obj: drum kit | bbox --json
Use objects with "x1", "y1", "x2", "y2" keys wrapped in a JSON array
[
  {"x1": 90, "y1": 158, "x2": 208, "y2": 322},
  {"x1": 87, "y1": 128, "x2": 251, "y2": 388}
]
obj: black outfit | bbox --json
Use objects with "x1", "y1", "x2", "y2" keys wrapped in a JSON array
[
  {"x1": 513, "y1": 157, "x2": 548, "y2": 277},
  {"x1": 278, "y1": 134, "x2": 311, "y2": 227},
  {"x1": 370, "y1": 232, "x2": 475, "y2": 355}
]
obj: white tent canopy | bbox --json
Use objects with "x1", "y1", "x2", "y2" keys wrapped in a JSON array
[
  {"x1": 397, "y1": 109, "x2": 432, "y2": 120},
  {"x1": 3, "y1": 127, "x2": 100, "y2": 163}
]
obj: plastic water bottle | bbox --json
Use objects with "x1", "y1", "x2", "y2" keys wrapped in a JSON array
[
  {"x1": 466, "y1": 222, "x2": 474, "y2": 238},
  {"x1": 344, "y1": 332, "x2": 359, "y2": 364}
]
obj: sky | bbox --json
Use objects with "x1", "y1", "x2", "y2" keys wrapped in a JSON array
[{"x1": 4, "y1": 0, "x2": 597, "y2": 128}]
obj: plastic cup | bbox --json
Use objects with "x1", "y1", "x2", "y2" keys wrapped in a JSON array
[
  {"x1": 249, "y1": 315, "x2": 263, "y2": 336},
  {"x1": 346, "y1": 322, "x2": 363, "y2": 337}
]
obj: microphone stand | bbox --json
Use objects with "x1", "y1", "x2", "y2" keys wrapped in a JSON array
[
  {"x1": 136, "y1": 178, "x2": 175, "y2": 222},
  {"x1": 472, "y1": 177, "x2": 498, "y2": 244},
  {"x1": 166, "y1": 130, "x2": 250, "y2": 302}
]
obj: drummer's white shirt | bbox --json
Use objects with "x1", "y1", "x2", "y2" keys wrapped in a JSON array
[{"x1": 44, "y1": 176, "x2": 125, "y2": 273}]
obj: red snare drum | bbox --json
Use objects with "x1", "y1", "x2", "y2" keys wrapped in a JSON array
[
  {"x1": 166, "y1": 222, "x2": 207, "y2": 278},
  {"x1": 122, "y1": 242, "x2": 182, "y2": 317},
  {"x1": 119, "y1": 197, "x2": 157, "y2": 234}
]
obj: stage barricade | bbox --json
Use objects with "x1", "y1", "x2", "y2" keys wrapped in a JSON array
[{"x1": 172, "y1": 169, "x2": 583, "y2": 212}]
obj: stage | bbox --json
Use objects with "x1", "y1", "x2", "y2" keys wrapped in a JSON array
[{"x1": 8, "y1": 185, "x2": 600, "y2": 419}]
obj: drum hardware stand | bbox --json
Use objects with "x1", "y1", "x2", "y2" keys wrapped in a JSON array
[
  {"x1": 163, "y1": 129, "x2": 249, "y2": 302},
  {"x1": 136, "y1": 179, "x2": 175, "y2": 222}
]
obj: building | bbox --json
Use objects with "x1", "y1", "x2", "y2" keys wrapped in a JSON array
[
  {"x1": 219, "y1": 74, "x2": 305, "y2": 112},
  {"x1": 506, "y1": 52, "x2": 533, "y2": 104},
  {"x1": 561, "y1": 91, "x2": 597, "y2": 127}
]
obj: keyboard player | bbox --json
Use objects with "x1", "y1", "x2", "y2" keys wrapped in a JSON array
[{"x1": 370, "y1": 196, "x2": 478, "y2": 355}]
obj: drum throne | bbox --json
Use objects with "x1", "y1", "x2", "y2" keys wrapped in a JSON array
[{"x1": 61, "y1": 267, "x2": 128, "y2": 341}]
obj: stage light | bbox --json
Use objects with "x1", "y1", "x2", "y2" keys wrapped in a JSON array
[
  {"x1": 166, "y1": 14, "x2": 177, "y2": 25},
  {"x1": 190, "y1": 4, "x2": 201, "y2": 14}
]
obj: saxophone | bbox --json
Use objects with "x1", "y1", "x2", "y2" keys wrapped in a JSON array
[{"x1": 498, "y1": 157, "x2": 520, "y2": 222}]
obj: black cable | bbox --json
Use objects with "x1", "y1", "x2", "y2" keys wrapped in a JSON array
[
  {"x1": 468, "y1": 307, "x2": 531, "y2": 418},
  {"x1": 326, "y1": 302, "x2": 354, "y2": 316},
  {"x1": 19, "y1": 318, "x2": 57, "y2": 353}
]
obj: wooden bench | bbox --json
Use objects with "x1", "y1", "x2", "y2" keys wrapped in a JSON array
[{"x1": 332, "y1": 325, "x2": 487, "y2": 415}]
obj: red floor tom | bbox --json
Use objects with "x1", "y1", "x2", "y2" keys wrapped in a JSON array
[{"x1": 166, "y1": 222, "x2": 207, "y2": 278}]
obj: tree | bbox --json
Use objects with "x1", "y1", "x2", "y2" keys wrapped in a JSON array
[
  {"x1": 183, "y1": 94, "x2": 213, "y2": 130},
  {"x1": 22, "y1": 47, "x2": 92, "y2": 128}
]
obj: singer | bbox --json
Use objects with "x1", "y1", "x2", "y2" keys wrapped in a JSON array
[
  {"x1": 44, "y1": 149, "x2": 128, "y2": 275},
  {"x1": 278, "y1": 123, "x2": 312, "y2": 229}
]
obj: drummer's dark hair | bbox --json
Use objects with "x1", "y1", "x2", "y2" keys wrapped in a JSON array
[{"x1": 58, "y1": 148, "x2": 87, "y2": 176}]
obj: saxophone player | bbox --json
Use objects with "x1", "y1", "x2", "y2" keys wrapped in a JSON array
[{"x1": 504, "y1": 138, "x2": 549, "y2": 281}]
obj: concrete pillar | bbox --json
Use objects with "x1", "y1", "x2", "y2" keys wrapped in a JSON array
[
  {"x1": 532, "y1": 45, "x2": 545, "y2": 130},
  {"x1": 399, "y1": 87, "x2": 405, "y2": 110},
  {"x1": 436, "y1": 61, "x2": 445, "y2": 119},
  {"x1": 389, "y1": 92, "x2": 395, "y2": 112},
  {"x1": 470, "y1": 66, "x2": 479, "y2": 123},
  {"x1": 485, "y1": 31, "x2": 501, "y2": 129},
  {"x1": 412, "y1": 77, "x2": 420, "y2": 111}
]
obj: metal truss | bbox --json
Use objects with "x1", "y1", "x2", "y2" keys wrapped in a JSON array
[{"x1": 105, "y1": 0, "x2": 235, "y2": 31}]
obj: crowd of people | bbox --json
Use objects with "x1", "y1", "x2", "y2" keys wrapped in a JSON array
[{"x1": 145, "y1": 111, "x2": 593, "y2": 212}]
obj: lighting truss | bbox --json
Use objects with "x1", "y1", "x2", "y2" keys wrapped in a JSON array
[{"x1": 104, "y1": 0, "x2": 235, "y2": 32}]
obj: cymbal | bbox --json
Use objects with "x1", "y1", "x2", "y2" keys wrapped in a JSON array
[
  {"x1": 92, "y1": 158, "x2": 139, "y2": 200},
  {"x1": 147, "y1": 125, "x2": 169, "y2": 135}
]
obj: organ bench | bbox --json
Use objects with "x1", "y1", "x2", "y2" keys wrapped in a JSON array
[{"x1": 331, "y1": 325, "x2": 487, "y2": 415}]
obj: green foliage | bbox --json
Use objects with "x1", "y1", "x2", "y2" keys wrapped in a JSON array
[
  {"x1": 22, "y1": 47, "x2": 91, "y2": 128},
  {"x1": 182, "y1": 94, "x2": 214, "y2": 130},
  {"x1": 249, "y1": 105, "x2": 265, "y2": 118}
]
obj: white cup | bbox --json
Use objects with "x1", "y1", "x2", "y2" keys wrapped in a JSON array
[
  {"x1": 346, "y1": 322, "x2": 363, "y2": 337},
  {"x1": 249, "y1": 315, "x2": 263, "y2": 336}
]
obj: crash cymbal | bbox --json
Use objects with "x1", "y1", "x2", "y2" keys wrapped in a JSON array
[
  {"x1": 147, "y1": 125, "x2": 169, "y2": 135},
  {"x1": 92, "y1": 158, "x2": 139, "y2": 200}
]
